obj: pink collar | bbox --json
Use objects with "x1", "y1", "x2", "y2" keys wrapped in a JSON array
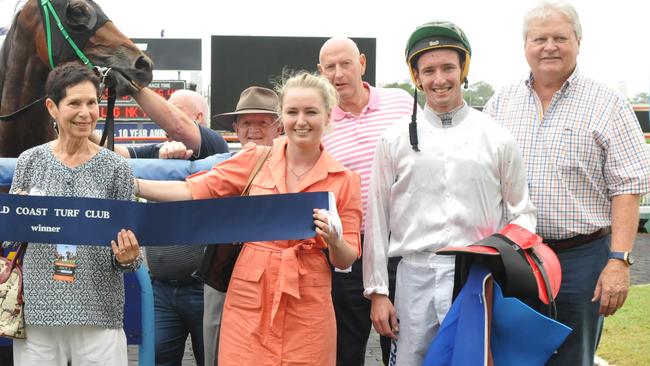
[{"x1": 332, "y1": 82, "x2": 378, "y2": 121}]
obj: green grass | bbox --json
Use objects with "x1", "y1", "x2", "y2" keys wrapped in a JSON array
[{"x1": 597, "y1": 284, "x2": 650, "y2": 366}]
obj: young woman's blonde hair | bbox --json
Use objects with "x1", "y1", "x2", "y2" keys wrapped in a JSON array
[{"x1": 275, "y1": 70, "x2": 339, "y2": 116}]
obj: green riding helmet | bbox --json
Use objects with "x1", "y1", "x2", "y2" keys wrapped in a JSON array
[{"x1": 405, "y1": 21, "x2": 472, "y2": 89}]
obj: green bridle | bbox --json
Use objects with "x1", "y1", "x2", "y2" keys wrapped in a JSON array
[{"x1": 40, "y1": 0, "x2": 94, "y2": 69}]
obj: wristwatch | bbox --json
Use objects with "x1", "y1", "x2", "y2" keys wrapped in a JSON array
[{"x1": 608, "y1": 251, "x2": 635, "y2": 266}]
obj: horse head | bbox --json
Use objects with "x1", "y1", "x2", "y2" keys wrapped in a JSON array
[
  {"x1": 0, "y1": 0, "x2": 154, "y2": 157},
  {"x1": 34, "y1": 0, "x2": 154, "y2": 94}
]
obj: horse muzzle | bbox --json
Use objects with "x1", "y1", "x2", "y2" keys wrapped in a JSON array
[{"x1": 94, "y1": 53, "x2": 153, "y2": 96}]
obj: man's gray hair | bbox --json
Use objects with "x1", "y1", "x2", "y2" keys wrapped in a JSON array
[{"x1": 522, "y1": 0, "x2": 582, "y2": 41}]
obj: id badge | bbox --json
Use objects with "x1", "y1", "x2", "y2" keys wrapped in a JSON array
[{"x1": 53, "y1": 244, "x2": 77, "y2": 282}]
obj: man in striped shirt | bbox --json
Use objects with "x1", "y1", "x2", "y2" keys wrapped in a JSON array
[
  {"x1": 484, "y1": 2, "x2": 650, "y2": 365},
  {"x1": 318, "y1": 37, "x2": 415, "y2": 366}
]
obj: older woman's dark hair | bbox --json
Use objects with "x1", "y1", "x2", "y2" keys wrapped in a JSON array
[{"x1": 45, "y1": 63, "x2": 100, "y2": 105}]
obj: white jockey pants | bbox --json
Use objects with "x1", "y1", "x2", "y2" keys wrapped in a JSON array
[{"x1": 391, "y1": 253, "x2": 455, "y2": 366}]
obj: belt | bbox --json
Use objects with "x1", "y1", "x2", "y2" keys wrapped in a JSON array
[
  {"x1": 545, "y1": 227, "x2": 611, "y2": 252},
  {"x1": 152, "y1": 278, "x2": 201, "y2": 287}
]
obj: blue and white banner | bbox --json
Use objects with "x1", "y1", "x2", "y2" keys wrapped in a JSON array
[{"x1": 0, "y1": 192, "x2": 329, "y2": 246}]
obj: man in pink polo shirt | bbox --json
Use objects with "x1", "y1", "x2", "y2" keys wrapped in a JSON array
[{"x1": 318, "y1": 37, "x2": 416, "y2": 366}]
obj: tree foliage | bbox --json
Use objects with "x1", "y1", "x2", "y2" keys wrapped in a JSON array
[
  {"x1": 383, "y1": 80, "x2": 496, "y2": 108},
  {"x1": 630, "y1": 92, "x2": 649, "y2": 105},
  {"x1": 383, "y1": 81, "x2": 426, "y2": 107},
  {"x1": 463, "y1": 81, "x2": 495, "y2": 107}
]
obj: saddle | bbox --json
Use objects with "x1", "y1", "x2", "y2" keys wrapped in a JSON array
[{"x1": 437, "y1": 224, "x2": 561, "y2": 315}]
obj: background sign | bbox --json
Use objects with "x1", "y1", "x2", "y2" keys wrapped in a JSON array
[
  {"x1": 97, "y1": 80, "x2": 186, "y2": 142},
  {"x1": 210, "y1": 35, "x2": 376, "y2": 131},
  {"x1": 131, "y1": 38, "x2": 202, "y2": 71}
]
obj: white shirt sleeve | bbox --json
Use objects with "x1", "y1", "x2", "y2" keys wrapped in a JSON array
[
  {"x1": 363, "y1": 135, "x2": 395, "y2": 297},
  {"x1": 499, "y1": 137, "x2": 537, "y2": 232}
]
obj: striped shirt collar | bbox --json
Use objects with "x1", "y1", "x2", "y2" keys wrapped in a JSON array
[
  {"x1": 332, "y1": 82, "x2": 378, "y2": 121},
  {"x1": 525, "y1": 66, "x2": 580, "y2": 97}
]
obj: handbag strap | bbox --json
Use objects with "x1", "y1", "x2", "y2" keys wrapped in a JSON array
[
  {"x1": 0, "y1": 242, "x2": 27, "y2": 283},
  {"x1": 8, "y1": 243, "x2": 26, "y2": 270},
  {"x1": 241, "y1": 146, "x2": 272, "y2": 197}
]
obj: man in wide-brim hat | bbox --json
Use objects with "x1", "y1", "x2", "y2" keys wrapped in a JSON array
[{"x1": 213, "y1": 86, "x2": 282, "y2": 147}]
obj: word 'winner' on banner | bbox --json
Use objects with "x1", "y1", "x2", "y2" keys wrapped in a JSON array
[{"x1": 0, "y1": 192, "x2": 330, "y2": 246}]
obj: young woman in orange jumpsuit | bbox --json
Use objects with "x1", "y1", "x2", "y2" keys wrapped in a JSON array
[{"x1": 136, "y1": 72, "x2": 362, "y2": 365}]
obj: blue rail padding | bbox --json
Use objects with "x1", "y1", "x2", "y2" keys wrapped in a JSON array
[
  {"x1": 0, "y1": 158, "x2": 15, "y2": 187},
  {"x1": 0, "y1": 153, "x2": 230, "y2": 186},
  {"x1": 124, "y1": 270, "x2": 143, "y2": 345},
  {"x1": 136, "y1": 265, "x2": 155, "y2": 366},
  {"x1": 123, "y1": 265, "x2": 155, "y2": 365}
]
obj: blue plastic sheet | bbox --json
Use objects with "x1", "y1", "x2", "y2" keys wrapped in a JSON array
[{"x1": 423, "y1": 264, "x2": 571, "y2": 366}]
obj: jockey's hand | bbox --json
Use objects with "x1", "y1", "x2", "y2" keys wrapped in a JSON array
[
  {"x1": 370, "y1": 293, "x2": 399, "y2": 339},
  {"x1": 158, "y1": 141, "x2": 193, "y2": 160}
]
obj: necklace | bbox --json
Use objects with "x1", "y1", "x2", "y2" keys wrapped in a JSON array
[{"x1": 288, "y1": 163, "x2": 316, "y2": 181}]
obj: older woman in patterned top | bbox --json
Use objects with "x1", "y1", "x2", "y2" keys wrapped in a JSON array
[{"x1": 9, "y1": 63, "x2": 142, "y2": 366}]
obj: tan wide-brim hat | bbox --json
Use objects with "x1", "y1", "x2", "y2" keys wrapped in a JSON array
[{"x1": 213, "y1": 86, "x2": 279, "y2": 131}]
